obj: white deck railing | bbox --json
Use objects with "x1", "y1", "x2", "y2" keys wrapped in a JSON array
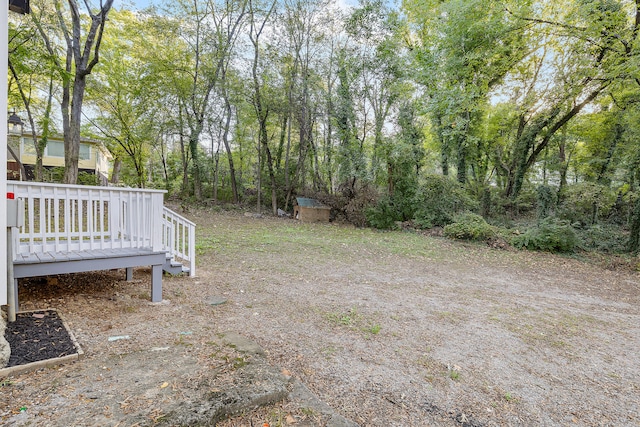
[
  {"x1": 8, "y1": 182, "x2": 196, "y2": 276},
  {"x1": 7, "y1": 182, "x2": 166, "y2": 256},
  {"x1": 162, "y1": 207, "x2": 196, "y2": 277}
]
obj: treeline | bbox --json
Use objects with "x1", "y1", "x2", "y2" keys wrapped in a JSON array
[{"x1": 7, "y1": 0, "x2": 640, "y2": 253}]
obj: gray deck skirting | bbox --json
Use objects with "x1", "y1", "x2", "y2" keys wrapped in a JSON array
[{"x1": 12, "y1": 248, "x2": 166, "y2": 310}]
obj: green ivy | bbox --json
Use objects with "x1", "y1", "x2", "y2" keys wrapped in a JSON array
[
  {"x1": 443, "y1": 212, "x2": 496, "y2": 241},
  {"x1": 512, "y1": 218, "x2": 577, "y2": 253}
]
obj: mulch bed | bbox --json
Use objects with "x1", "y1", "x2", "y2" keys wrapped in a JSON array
[{"x1": 4, "y1": 310, "x2": 78, "y2": 367}]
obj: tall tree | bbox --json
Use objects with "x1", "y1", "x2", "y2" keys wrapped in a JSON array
[
  {"x1": 153, "y1": 0, "x2": 247, "y2": 200},
  {"x1": 32, "y1": 0, "x2": 114, "y2": 184},
  {"x1": 404, "y1": 0, "x2": 530, "y2": 185},
  {"x1": 248, "y1": 0, "x2": 278, "y2": 214},
  {"x1": 499, "y1": 0, "x2": 638, "y2": 198}
]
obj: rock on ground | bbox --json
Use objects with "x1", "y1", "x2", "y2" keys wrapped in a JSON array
[{"x1": 0, "y1": 313, "x2": 10, "y2": 368}]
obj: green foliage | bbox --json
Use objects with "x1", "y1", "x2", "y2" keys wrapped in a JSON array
[
  {"x1": 443, "y1": 212, "x2": 496, "y2": 241},
  {"x1": 628, "y1": 197, "x2": 640, "y2": 253},
  {"x1": 77, "y1": 172, "x2": 100, "y2": 186},
  {"x1": 512, "y1": 218, "x2": 577, "y2": 253},
  {"x1": 509, "y1": 187, "x2": 537, "y2": 217},
  {"x1": 536, "y1": 184, "x2": 557, "y2": 221},
  {"x1": 366, "y1": 197, "x2": 402, "y2": 230},
  {"x1": 577, "y1": 225, "x2": 628, "y2": 254},
  {"x1": 413, "y1": 175, "x2": 478, "y2": 228},
  {"x1": 49, "y1": 167, "x2": 66, "y2": 183},
  {"x1": 557, "y1": 182, "x2": 616, "y2": 225}
]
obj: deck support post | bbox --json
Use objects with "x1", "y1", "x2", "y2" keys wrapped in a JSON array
[
  {"x1": 11, "y1": 278, "x2": 18, "y2": 316},
  {"x1": 151, "y1": 264, "x2": 162, "y2": 302},
  {"x1": 7, "y1": 229, "x2": 16, "y2": 322},
  {"x1": 125, "y1": 267, "x2": 133, "y2": 281}
]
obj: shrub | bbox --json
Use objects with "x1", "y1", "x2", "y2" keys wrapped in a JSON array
[
  {"x1": 443, "y1": 213, "x2": 496, "y2": 241},
  {"x1": 413, "y1": 175, "x2": 478, "y2": 228},
  {"x1": 319, "y1": 181, "x2": 378, "y2": 227},
  {"x1": 512, "y1": 217, "x2": 577, "y2": 253},
  {"x1": 576, "y1": 225, "x2": 628, "y2": 254},
  {"x1": 366, "y1": 197, "x2": 401, "y2": 230},
  {"x1": 536, "y1": 184, "x2": 557, "y2": 221},
  {"x1": 557, "y1": 182, "x2": 616, "y2": 226},
  {"x1": 77, "y1": 171, "x2": 100, "y2": 186}
]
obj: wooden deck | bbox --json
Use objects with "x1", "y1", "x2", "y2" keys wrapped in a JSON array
[
  {"x1": 6, "y1": 182, "x2": 197, "y2": 317},
  {"x1": 11, "y1": 248, "x2": 166, "y2": 311}
]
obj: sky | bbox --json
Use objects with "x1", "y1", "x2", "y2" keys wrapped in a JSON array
[{"x1": 124, "y1": 0, "x2": 361, "y2": 12}]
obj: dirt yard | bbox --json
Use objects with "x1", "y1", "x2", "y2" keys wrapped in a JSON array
[{"x1": 2, "y1": 208, "x2": 639, "y2": 426}]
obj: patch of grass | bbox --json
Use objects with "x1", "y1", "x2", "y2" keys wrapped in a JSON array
[
  {"x1": 434, "y1": 310, "x2": 467, "y2": 324},
  {"x1": 196, "y1": 213, "x2": 446, "y2": 265},
  {"x1": 491, "y1": 308, "x2": 606, "y2": 352},
  {"x1": 326, "y1": 307, "x2": 383, "y2": 337},
  {"x1": 327, "y1": 307, "x2": 360, "y2": 327},
  {"x1": 368, "y1": 324, "x2": 381, "y2": 335},
  {"x1": 195, "y1": 236, "x2": 222, "y2": 255},
  {"x1": 121, "y1": 305, "x2": 138, "y2": 314},
  {"x1": 232, "y1": 356, "x2": 248, "y2": 369},
  {"x1": 321, "y1": 346, "x2": 338, "y2": 359},
  {"x1": 448, "y1": 368, "x2": 460, "y2": 381}
]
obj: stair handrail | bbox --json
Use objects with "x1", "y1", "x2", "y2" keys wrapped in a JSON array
[{"x1": 162, "y1": 206, "x2": 196, "y2": 277}]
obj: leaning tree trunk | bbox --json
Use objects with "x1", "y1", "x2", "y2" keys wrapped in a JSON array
[{"x1": 221, "y1": 95, "x2": 239, "y2": 203}]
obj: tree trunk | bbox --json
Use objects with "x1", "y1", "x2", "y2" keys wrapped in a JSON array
[
  {"x1": 37, "y1": 77, "x2": 56, "y2": 181},
  {"x1": 249, "y1": 0, "x2": 278, "y2": 215},
  {"x1": 221, "y1": 97, "x2": 239, "y2": 203},
  {"x1": 628, "y1": 197, "x2": 640, "y2": 253},
  {"x1": 64, "y1": 76, "x2": 86, "y2": 184},
  {"x1": 189, "y1": 131, "x2": 203, "y2": 200},
  {"x1": 110, "y1": 157, "x2": 122, "y2": 184}
]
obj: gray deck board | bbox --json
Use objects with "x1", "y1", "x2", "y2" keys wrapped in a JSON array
[{"x1": 12, "y1": 247, "x2": 167, "y2": 308}]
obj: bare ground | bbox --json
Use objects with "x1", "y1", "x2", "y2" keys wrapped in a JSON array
[{"x1": 1, "y1": 209, "x2": 639, "y2": 426}]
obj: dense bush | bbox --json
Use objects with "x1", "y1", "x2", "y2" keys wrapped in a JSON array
[
  {"x1": 366, "y1": 197, "x2": 402, "y2": 229},
  {"x1": 77, "y1": 171, "x2": 100, "y2": 186},
  {"x1": 413, "y1": 175, "x2": 478, "y2": 228},
  {"x1": 557, "y1": 182, "x2": 616, "y2": 226},
  {"x1": 576, "y1": 225, "x2": 628, "y2": 253},
  {"x1": 512, "y1": 217, "x2": 577, "y2": 253},
  {"x1": 536, "y1": 184, "x2": 557, "y2": 221},
  {"x1": 316, "y1": 181, "x2": 378, "y2": 227},
  {"x1": 443, "y1": 212, "x2": 496, "y2": 241}
]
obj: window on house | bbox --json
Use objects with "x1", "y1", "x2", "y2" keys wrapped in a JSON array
[
  {"x1": 22, "y1": 139, "x2": 36, "y2": 155},
  {"x1": 46, "y1": 140, "x2": 65, "y2": 157},
  {"x1": 79, "y1": 143, "x2": 91, "y2": 160},
  {"x1": 44, "y1": 141, "x2": 92, "y2": 160}
]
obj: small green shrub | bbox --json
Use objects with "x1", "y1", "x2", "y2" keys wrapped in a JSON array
[
  {"x1": 48, "y1": 166, "x2": 65, "y2": 183},
  {"x1": 577, "y1": 224, "x2": 628, "y2": 253},
  {"x1": 512, "y1": 218, "x2": 577, "y2": 253},
  {"x1": 77, "y1": 171, "x2": 100, "y2": 186},
  {"x1": 413, "y1": 175, "x2": 478, "y2": 228},
  {"x1": 366, "y1": 197, "x2": 401, "y2": 230},
  {"x1": 443, "y1": 213, "x2": 496, "y2": 241}
]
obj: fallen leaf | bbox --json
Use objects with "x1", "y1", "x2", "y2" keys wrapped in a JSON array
[
  {"x1": 281, "y1": 368, "x2": 292, "y2": 377},
  {"x1": 286, "y1": 414, "x2": 296, "y2": 424},
  {"x1": 160, "y1": 382, "x2": 169, "y2": 389}
]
